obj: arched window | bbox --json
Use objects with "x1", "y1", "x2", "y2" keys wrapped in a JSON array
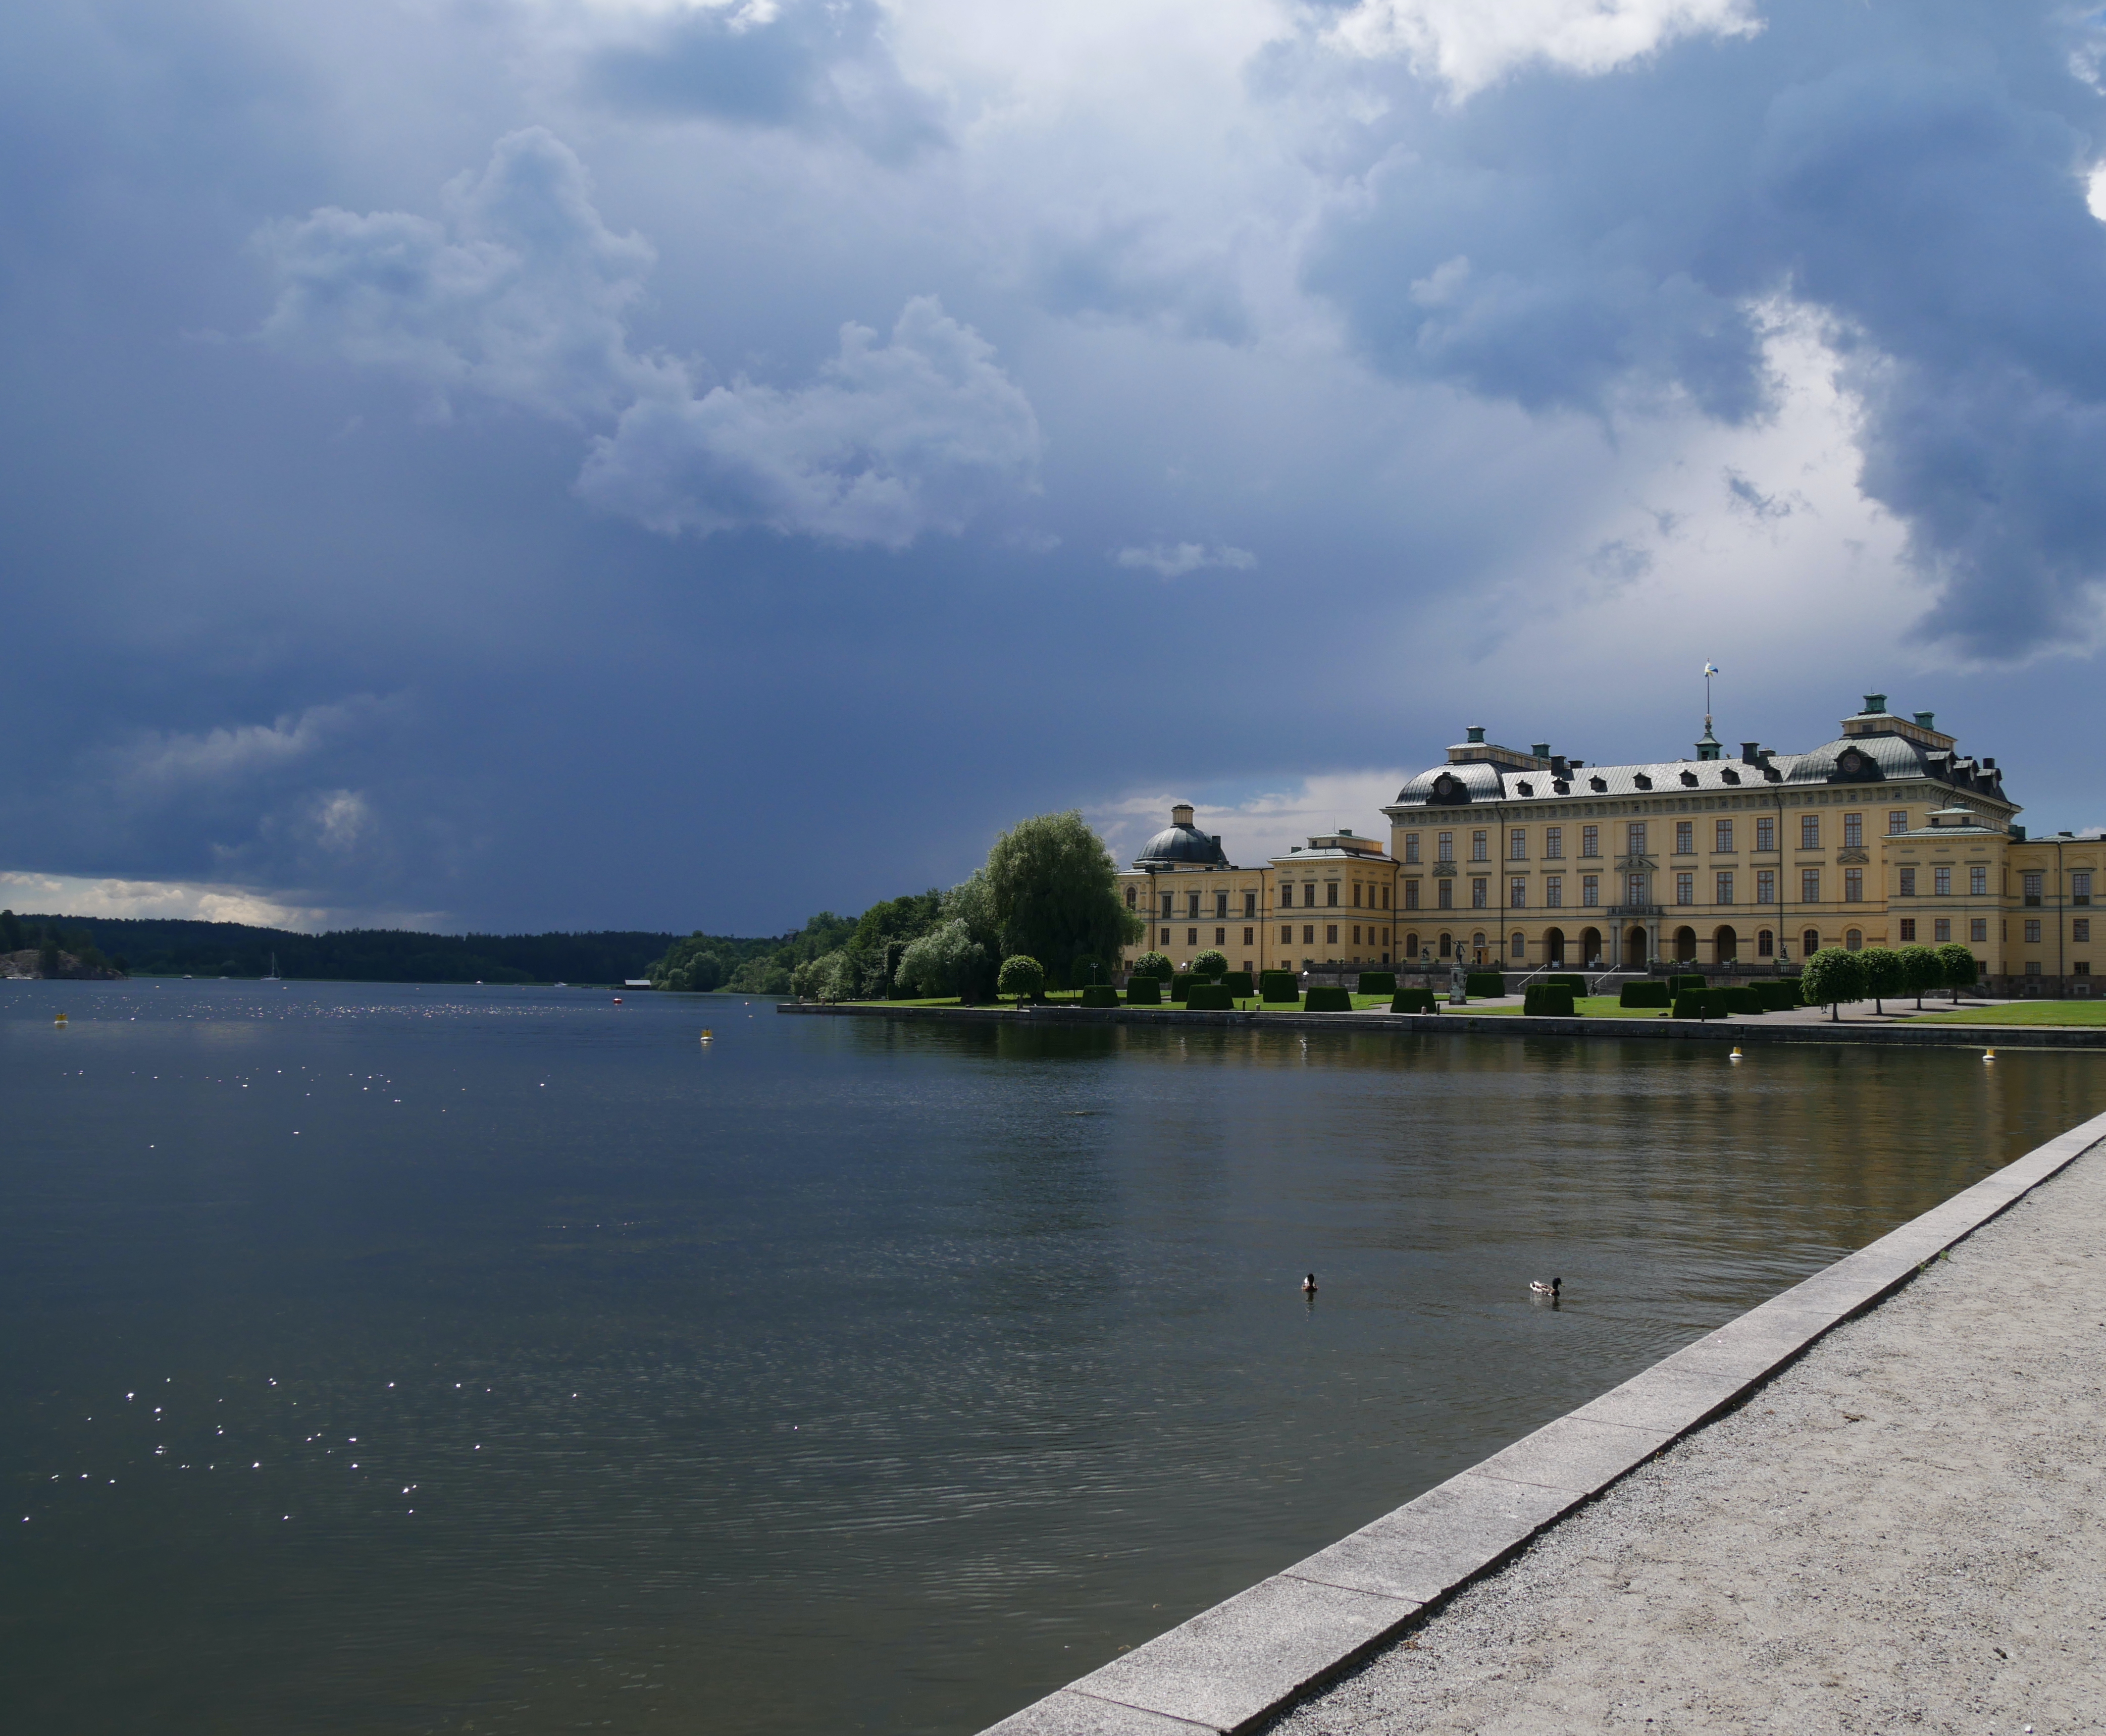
[
  {"x1": 1437, "y1": 933, "x2": 1452, "y2": 958},
  {"x1": 1404, "y1": 932, "x2": 1420, "y2": 959},
  {"x1": 1510, "y1": 931, "x2": 1525, "y2": 958},
  {"x1": 1125, "y1": 886, "x2": 1137, "y2": 909},
  {"x1": 1803, "y1": 928, "x2": 1820, "y2": 958},
  {"x1": 1845, "y1": 929, "x2": 1863, "y2": 951}
]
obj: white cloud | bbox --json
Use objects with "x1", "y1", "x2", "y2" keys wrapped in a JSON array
[
  {"x1": 576, "y1": 297, "x2": 1041, "y2": 547},
  {"x1": 261, "y1": 134, "x2": 1039, "y2": 547},
  {"x1": 0, "y1": 870, "x2": 406, "y2": 933},
  {"x1": 108, "y1": 702, "x2": 373, "y2": 798},
  {"x1": 1324, "y1": 0, "x2": 1761, "y2": 98},
  {"x1": 1092, "y1": 770, "x2": 1411, "y2": 869},
  {"x1": 1113, "y1": 541, "x2": 1257, "y2": 577}
]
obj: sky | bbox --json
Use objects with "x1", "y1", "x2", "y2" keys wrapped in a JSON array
[{"x1": 6, "y1": 0, "x2": 2106, "y2": 935}]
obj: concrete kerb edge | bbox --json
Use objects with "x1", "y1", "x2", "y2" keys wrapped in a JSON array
[{"x1": 973, "y1": 1108, "x2": 2106, "y2": 1736}]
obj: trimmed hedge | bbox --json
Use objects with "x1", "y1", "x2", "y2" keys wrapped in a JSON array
[
  {"x1": 1356, "y1": 971, "x2": 1397, "y2": 995},
  {"x1": 1078, "y1": 985, "x2": 1119, "y2": 1008},
  {"x1": 1722, "y1": 985, "x2": 1764, "y2": 1016},
  {"x1": 1547, "y1": 973, "x2": 1586, "y2": 993},
  {"x1": 1219, "y1": 971, "x2": 1255, "y2": 996},
  {"x1": 1522, "y1": 985, "x2": 1577, "y2": 1017},
  {"x1": 1186, "y1": 983, "x2": 1235, "y2": 1010},
  {"x1": 1259, "y1": 971, "x2": 1301, "y2": 1004},
  {"x1": 1125, "y1": 977, "x2": 1161, "y2": 1006},
  {"x1": 1391, "y1": 988, "x2": 1437, "y2": 1013},
  {"x1": 1754, "y1": 979, "x2": 1803, "y2": 1011},
  {"x1": 1671, "y1": 973, "x2": 1707, "y2": 990},
  {"x1": 1619, "y1": 980, "x2": 1672, "y2": 1008},
  {"x1": 1169, "y1": 972, "x2": 1197, "y2": 1002},
  {"x1": 1304, "y1": 985, "x2": 1353, "y2": 1012},
  {"x1": 1673, "y1": 989, "x2": 1720, "y2": 1019},
  {"x1": 1465, "y1": 972, "x2": 1505, "y2": 997}
]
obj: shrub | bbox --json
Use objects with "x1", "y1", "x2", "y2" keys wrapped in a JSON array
[
  {"x1": 1125, "y1": 976, "x2": 1161, "y2": 1005},
  {"x1": 1464, "y1": 972, "x2": 1504, "y2": 997},
  {"x1": 1671, "y1": 973, "x2": 1707, "y2": 990},
  {"x1": 1133, "y1": 951, "x2": 1174, "y2": 980},
  {"x1": 1304, "y1": 985, "x2": 1353, "y2": 1012},
  {"x1": 1191, "y1": 949, "x2": 1228, "y2": 979},
  {"x1": 1673, "y1": 989, "x2": 1721, "y2": 1019},
  {"x1": 1259, "y1": 971, "x2": 1301, "y2": 1004},
  {"x1": 1753, "y1": 978, "x2": 1803, "y2": 1011},
  {"x1": 1619, "y1": 980, "x2": 1671, "y2": 1008},
  {"x1": 1391, "y1": 988, "x2": 1437, "y2": 1013},
  {"x1": 1169, "y1": 972, "x2": 1197, "y2": 1001},
  {"x1": 896, "y1": 919, "x2": 991, "y2": 1001},
  {"x1": 1547, "y1": 974, "x2": 1586, "y2": 993},
  {"x1": 1721, "y1": 986, "x2": 1764, "y2": 1015},
  {"x1": 1079, "y1": 984, "x2": 1119, "y2": 1008},
  {"x1": 998, "y1": 955, "x2": 1046, "y2": 1002},
  {"x1": 1356, "y1": 971, "x2": 1397, "y2": 995},
  {"x1": 1935, "y1": 940, "x2": 1980, "y2": 1001},
  {"x1": 1186, "y1": 983, "x2": 1235, "y2": 1010},
  {"x1": 1800, "y1": 946, "x2": 1866, "y2": 1022},
  {"x1": 1522, "y1": 985, "x2": 1577, "y2": 1017},
  {"x1": 1219, "y1": 971, "x2": 1255, "y2": 996}
]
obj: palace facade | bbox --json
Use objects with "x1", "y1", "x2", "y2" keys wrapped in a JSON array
[{"x1": 1117, "y1": 696, "x2": 2099, "y2": 997}]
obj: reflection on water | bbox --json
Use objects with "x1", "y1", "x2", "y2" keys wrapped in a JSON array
[{"x1": 3, "y1": 983, "x2": 2097, "y2": 1735}]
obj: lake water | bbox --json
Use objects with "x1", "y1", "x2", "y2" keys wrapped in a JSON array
[{"x1": 4, "y1": 981, "x2": 2098, "y2": 1735}]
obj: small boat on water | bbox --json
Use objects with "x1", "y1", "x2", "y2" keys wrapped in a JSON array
[{"x1": 263, "y1": 953, "x2": 281, "y2": 981}]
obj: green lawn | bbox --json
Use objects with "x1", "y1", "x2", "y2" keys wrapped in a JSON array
[{"x1": 1916, "y1": 999, "x2": 2106, "y2": 1026}]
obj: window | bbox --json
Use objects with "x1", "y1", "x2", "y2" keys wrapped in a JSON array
[
  {"x1": 1801, "y1": 815, "x2": 1820, "y2": 849},
  {"x1": 1889, "y1": 810, "x2": 1909, "y2": 835},
  {"x1": 1756, "y1": 816, "x2": 1775, "y2": 853},
  {"x1": 1511, "y1": 931, "x2": 1526, "y2": 959},
  {"x1": 1844, "y1": 813, "x2": 1863, "y2": 848},
  {"x1": 1545, "y1": 875, "x2": 1563, "y2": 908},
  {"x1": 1471, "y1": 878, "x2": 1488, "y2": 908},
  {"x1": 1405, "y1": 833, "x2": 1421, "y2": 864},
  {"x1": 1124, "y1": 886, "x2": 1137, "y2": 909},
  {"x1": 1243, "y1": 927, "x2": 1254, "y2": 946},
  {"x1": 1582, "y1": 875, "x2": 1600, "y2": 907},
  {"x1": 2076, "y1": 871, "x2": 2094, "y2": 905},
  {"x1": 1303, "y1": 884, "x2": 1317, "y2": 908},
  {"x1": 1934, "y1": 867, "x2": 1951, "y2": 897},
  {"x1": 1803, "y1": 869, "x2": 1821, "y2": 903},
  {"x1": 1716, "y1": 872, "x2": 1734, "y2": 905},
  {"x1": 2077, "y1": 919, "x2": 2092, "y2": 943},
  {"x1": 1804, "y1": 928, "x2": 1821, "y2": 957},
  {"x1": 1161, "y1": 892, "x2": 1173, "y2": 917},
  {"x1": 1757, "y1": 929, "x2": 1774, "y2": 957},
  {"x1": 1187, "y1": 892, "x2": 1200, "y2": 919},
  {"x1": 1510, "y1": 828, "x2": 1527, "y2": 860},
  {"x1": 1627, "y1": 822, "x2": 1648, "y2": 855},
  {"x1": 1676, "y1": 872, "x2": 1694, "y2": 905},
  {"x1": 1581, "y1": 824, "x2": 1600, "y2": 857},
  {"x1": 1281, "y1": 925, "x2": 1293, "y2": 943},
  {"x1": 1545, "y1": 827, "x2": 1564, "y2": 859},
  {"x1": 1215, "y1": 927, "x2": 1227, "y2": 944},
  {"x1": 1352, "y1": 883, "x2": 1362, "y2": 908},
  {"x1": 1246, "y1": 891, "x2": 1259, "y2": 918},
  {"x1": 1351, "y1": 926, "x2": 1360, "y2": 944},
  {"x1": 1675, "y1": 820, "x2": 1694, "y2": 855},
  {"x1": 1846, "y1": 929, "x2": 1863, "y2": 952},
  {"x1": 1971, "y1": 918, "x2": 1988, "y2": 942},
  {"x1": 2079, "y1": 961, "x2": 2093, "y2": 976},
  {"x1": 1471, "y1": 830, "x2": 1489, "y2": 861},
  {"x1": 1405, "y1": 881, "x2": 1420, "y2": 910},
  {"x1": 1188, "y1": 927, "x2": 1199, "y2": 945},
  {"x1": 1216, "y1": 892, "x2": 1229, "y2": 919},
  {"x1": 1303, "y1": 925, "x2": 1315, "y2": 945},
  {"x1": 2025, "y1": 918, "x2": 2043, "y2": 943},
  {"x1": 1898, "y1": 868, "x2": 1916, "y2": 897},
  {"x1": 1899, "y1": 918, "x2": 1916, "y2": 941},
  {"x1": 2026, "y1": 958, "x2": 2042, "y2": 977},
  {"x1": 1161, "y1": 927, "x2": 1170, "y2": 943},
  {"x1": 1757, "y1": 869, "x2": 1775, "y2": 905},
  {"x1": 2024, "y1": 872, "x2": 2043, "y2": 904},
  {"x1": 1971, "y1": 866, "x2": 1989, "y2": 897},
  {"x1": 1510, "y1": 877, "x2": 1527, "y2": 909},
  {"x1": 1715, "y1": 819, "x2": 1733, "y2": 853},
  {"x1": 1326, "y1": 924, "x2": 1338, "y2": 944},
  {"x1": 1844, "y1": 868, "x2": 1863, "y2": 902},
  {"x1": 1438, "y1": 881, "x2": 1453, "y2": 909},
  {"x1": 1934, "y1": 919, "x2": 1951, "y2": 942},
  {"x1": 1437, "y1": 831, "x2": 1454, "y2": 862},
  {"x1": 1627, "y1": 872, "x2": 1648, "y2": 906},
  {"x1": 1326, "y1": 882, "x2": 1340, "y2": 907}
]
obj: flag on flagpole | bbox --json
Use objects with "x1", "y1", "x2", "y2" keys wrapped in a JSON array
[{"x1": 1703, "y1": 662, "x2": 1720, "y2": 676}]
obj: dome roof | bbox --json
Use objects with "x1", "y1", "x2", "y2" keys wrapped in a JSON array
[{"x1": 1135, "y1": 805, "x2": 1229, "y2": 866}]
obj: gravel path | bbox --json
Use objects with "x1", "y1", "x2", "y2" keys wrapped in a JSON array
[{"x1": 1277, "y1": 1146, "x2": 2106, "y2": 1735}]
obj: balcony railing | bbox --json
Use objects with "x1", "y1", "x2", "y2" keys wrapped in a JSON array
[{"x1": 1606, "y1": 904, "x2": 1664, "y2": 918}]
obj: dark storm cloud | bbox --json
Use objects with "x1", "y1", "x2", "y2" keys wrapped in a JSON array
[
  {"x1": 583, "y1": 0, "x2": 945, "y2": 162},
  {"x1": 1305, "y1": 0, "x2": 2106, "y2": 659}
]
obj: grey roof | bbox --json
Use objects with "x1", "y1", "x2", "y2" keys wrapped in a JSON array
[{"x1": 1134, "y1": 822, "x2": 1230, "y2": 867}]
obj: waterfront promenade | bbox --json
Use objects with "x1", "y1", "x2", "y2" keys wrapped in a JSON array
[
  {"x1": 1279, "y1": 1129, "x2": 2106, "y2": 1734},
  {"x1": 985, "y1": 1112, "x2": 2106, "y2": 1734}
]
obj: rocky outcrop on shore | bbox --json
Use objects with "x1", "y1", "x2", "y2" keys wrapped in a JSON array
[{"x1": 0, "y1": 948, "x2": 126, "y2": 980}]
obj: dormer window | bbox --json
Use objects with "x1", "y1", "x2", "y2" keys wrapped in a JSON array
[
  {"x1": 1679, "y1": 769, "x2": 1698, "y2": 787},
  {"x1": 1589, "y1": 775, "x2": 1607, "y2": 792},
  {"x1": 1633, "y1": 773, "x2": 1653, "y2": 790},
  {"x1": 1553, "y1": 779, "x2": 1570, "y2": 794},
  {"x1": 1721, "y1": 768, "x2": 1740, "y2": 784},
  {"x1": 1515, "y1": 780, "x2": 1533, "y2": 797}
]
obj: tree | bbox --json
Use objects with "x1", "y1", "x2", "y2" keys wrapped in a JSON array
[
  {"x1": 1896, "y1": 943, "x2": 1943, "y2": 1010},
  {"x1": 998, "y1": 955, "x2": 1046, "y2": 1002},
  {"x1": 1800, "y1": 946, "x2": 1865, "y2": 1022},
  {"x1": 792, "y1": 951, "x2": 857, "y2": 1002},
  {"x1": 1936, "y1": 940, "x2": 1980, "y2": 1003},
  {"x1": 897, "y1": 919, "x2": 991, "y2": 1002},
  {"x1": 1858, "y1": 946, "x2": 1905, "y2": 1016},
  {"x1": 36, "y1": 936, "x2": 61, "y2": 978},
  {"x1": 1133, "y1": 951, "x2": 1173, "y2": 979},
  {"x1": 0, "y1": 909, "x2": 21, "y2": 952},
  {"x1": 1191, "y1": 949, "x2": 1228, "y2": 979},
  {"x1": 984, "y1": 811, "x2": 1145, "y2": 988}
]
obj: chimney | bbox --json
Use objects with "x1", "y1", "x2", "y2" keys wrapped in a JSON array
[
  {"x1": 1531, "y1": 742, "x2": 1551, "y2": 759},
  {"x1": 1465, "y1": 725, "x2": 1486, "y2": 744},
  {"x1": 1914, "y1": 710, "x2": 1936, "y2": 729},
  {"x1": 1981, "y1": 758, "x2": 1995, "y2": 771},
  {"x1": 1171, "y1": 803, "x2": 1195, "y2": 827},
  {"x1": 1550, "y1": 755, "x2": 1570, "y2": 777},
  {"x1": 1740, "y1": 741, "x2": 1761, "y2": 765},
  {"x1": 1862, "y1": 693, "x2": 1888, "y2": 714}
]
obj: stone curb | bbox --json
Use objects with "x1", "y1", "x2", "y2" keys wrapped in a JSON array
[
  {"x1": 977, "y1": 1108, "x2": 2106, "y2": 1736},
  {"x1": 777, "y1": 1002, "x2": 2106, "y2": 1050}
]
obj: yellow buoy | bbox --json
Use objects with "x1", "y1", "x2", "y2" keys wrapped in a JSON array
[
  {"x1": 54, "y1": 1012, "x2": 67, "y2": 1026},
  {"x1": 1983, "y1": 1047, "x2": 1995, "y2": 1062},
  {"x1": 1729, "y1": 1046, "x2": 1742, "y2": 1061},
  {"x1": 700, "y1": 1029, "x2": 713, "y2": 1043}
]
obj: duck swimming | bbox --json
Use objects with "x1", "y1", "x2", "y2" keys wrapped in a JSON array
[
  {"x1": 1302, "y1": 1273, "x2": 1318, "y2": 1294},
  {"x1": 1529, "y1": 1276, "x2": 1561, "y2": 1300}
]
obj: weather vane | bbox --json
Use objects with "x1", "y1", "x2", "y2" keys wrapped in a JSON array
[{"x1": 1703, "y1": 660, "x2": 1719, "y2": 733}]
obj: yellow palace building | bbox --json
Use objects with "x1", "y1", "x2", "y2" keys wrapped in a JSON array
[{"x1": 1118, "y1": 695, "x2": 2099, "y2": 996}]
